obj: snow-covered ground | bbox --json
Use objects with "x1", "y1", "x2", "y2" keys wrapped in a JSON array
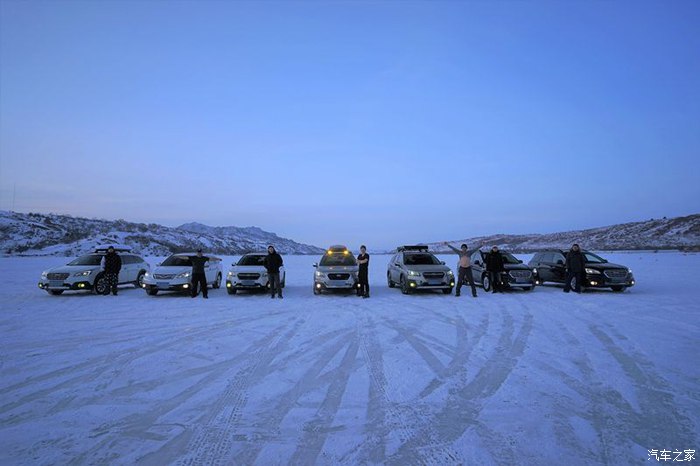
[{"x1": 0, "y1": 253, "x2": 698, "y2": 465}]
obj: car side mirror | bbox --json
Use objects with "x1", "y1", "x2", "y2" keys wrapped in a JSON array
[
  {"x1": 313, "y1": 263, "x2": 318, "y2": 267},
  {"x1": 603, "y1": 259, "x2": 608, "y2": 263},
  {"x1": 440, "y1": 261, "x2": 445, "y2": 265},
  {"x1": 156, "y1": 262, "x2": 161, "y2": 266},
  {"x1": 557, "y1": 260, "x2": 564, "y2": 265},
  {"x1": 518, "y1": 260, "x2": 523, "y2": 264}
]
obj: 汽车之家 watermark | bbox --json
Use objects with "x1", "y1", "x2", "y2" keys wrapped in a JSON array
[{"x1": 648, "y1": 450, "x2": 696, "y2": 462}]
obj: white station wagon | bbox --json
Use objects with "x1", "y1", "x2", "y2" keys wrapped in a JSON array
[
  {"x1": 226, "y1": 253, "x2": 286, "y2": 295},
  {"x1": 141, "y1": 252, "x2": 223, "y2": 296},
  {"x1": 38, "y1": 246, "x2": 149, "y2": 295}
]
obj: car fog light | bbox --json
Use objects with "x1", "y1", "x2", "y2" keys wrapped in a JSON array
[
  {"x1": 316, "y1": 283, "x2": 322, "y2": 289},
  {"x1": 38, "y1": 284, "x2": 43, "y2": 288},
  {"x1": 183, "y1": 284, "x2": 189, "y2": 289},
  {"x1": 226, "y1": 282, "x2": 232, "y2": 287},
  {"x1": 141, "y1": 284, "x2": 146, "y2": 288},
  {"x1": 410, "y1": 282, "x2": 416, "y2": 287},
  {"x1": 590, "y1": 281, "x2": 598, "y2": 286},
  {"x1": 78, "y1": 283, "x2": 85, "y2": 288},
  {"x1": 631, "y1": 280, "x2": 635, "y2": 285},
  {"x1": 450, "y1": 281, "x2": 455, "y2": 286}
]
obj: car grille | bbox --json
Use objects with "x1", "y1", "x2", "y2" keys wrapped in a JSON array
[
  {"x1": 509, "y1": 270, "x2": 532, "y2": 279},
  {"x1": 328, "y1": 273, "x2": 350, "y2": 281},
  {"x1": 47, "y1": 273, "x2": 69, "y2": 280},
  {"x1": 238, "y1": 273, "x2": 261, "y2": 280},
  {"x1": 154, "y1": 273, "x2": 176, "y2": 279},
  {"x1": 423, "y1": 272, "x2": 445, "y2": 279},
  {"x1": 604, "y1": 269, "x2": 628, "y2": 279}
]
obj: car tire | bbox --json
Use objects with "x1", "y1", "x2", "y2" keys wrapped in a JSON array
[
  {"x1": 611, "y1": 286, "x2": 625, "y2": 292},
  {"x1": 400, "y1": 275, "x2": 411, "y2": 295},
  {"x1": 442, "y1": 288, "x2": 452, "y2": 295},
  {"x1": 524, "y1": 286, "x2": 534, "y2": 291},
  {"x1": 227, "y1": 286, "x2": 237, "y2": 295},
  {"x1": 135, "y1": 271, "x2": 146, "y2": 288},
  {"x1": 48, "y1": 290, "x2": 64, "y2": 295},
  {"x1": 213, "y1": 273, "x2": 222, "y2": 289},
  {"x1": 482, "y1": 274, "x2": 491, "y2": 292},
  {"x1": 94, "y1": 274, "x2": 107, "y2": 295},
  {"x1": 387, "y1": 273, "x2": 395, "y2": 288},
  {"x1": 146, "y1": 287, "x2": 158, "y2": 296}
]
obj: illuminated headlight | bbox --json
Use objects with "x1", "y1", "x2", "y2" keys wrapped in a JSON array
[
  {"x1": 41, "y1": 271, "x2": 48, "y2": 279},
  {"x1": 315, "y1": 271, "x2": 324, "y2": 277},
  {"x1": 176, "y1": 271, "x2": 191, "y2": 279},
  {"x1": 447, "y1": 270, "x2": 454, "y2": 276},
  {"x1": 227, "y1": 271, "x2": 233, "y2": 277},
  {"x1": 408, "y1": 270, "x2": 421, "y2": 276},
  {"x1": 627, "y1": 268, "x2": 633, "y2": 274},
  {"x1": 261, "y1": 272, "x2": 268, "y2": 277},
  {"x1": 585, "y1": 268, "x2": 601, "y2": 275},
  {"x1": 73, "y1": 270, "x2": 92, "y2": 277},
  {"x1": 532, "y1": 268, "x2": 538, "y2": 274},
  {"x1": 144, "y1": 272, "x2": 150, "y2": 277}
]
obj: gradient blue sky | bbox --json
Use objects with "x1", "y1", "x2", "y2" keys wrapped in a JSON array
[{"x1": 1, "y1": 1, "x2": 699, "y2": 249}]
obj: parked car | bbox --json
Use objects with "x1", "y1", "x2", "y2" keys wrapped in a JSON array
[
  {"x1": 469, "y1": 250, "x2": 535, "y2": 291},
  {"x1": 387, "y1": 245, "x2": 455, "y2": 295},
  {"x1": 528, "y1": 249, "x2": 636, "y2": 292},
  {"x1": 141, "y1": 253, "x2": 223, "y2": 296},
  {"x1": 38, "y1": 245, "x2": 149, "y2": 295},
  {"x1": 226, "y1": 253, "x2": 286, "y2": 295},
  {"x1": 313, "y1": 245, "x2": 360, "y2": 295}
]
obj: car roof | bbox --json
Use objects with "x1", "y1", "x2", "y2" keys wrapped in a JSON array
[{"x1": 172, "y1": 253, "x2": 222, "y2": 260}]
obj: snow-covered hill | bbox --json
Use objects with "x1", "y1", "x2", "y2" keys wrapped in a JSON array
[
  {"x1": 432, "y1": 214, "x2": 700, "y2": 253},
  {"x1": 0, "y1": 211, "x2": 324, "y2": 256}
]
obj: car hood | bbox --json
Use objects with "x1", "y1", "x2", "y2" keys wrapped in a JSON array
[
  {"x1": 504, "y1": 263, "x2": 531, "y2": 271},
  {"x1": 46, "y1": 265, "x2": 101, "y2": 274},
  {"x1": 317, "y1": 265, "x2": 358, "y2": 273},
  {"x1": 585, "y1": 262, "x2": 628, "y2": 271},
  {"x1": 404, "y1": 264, "x2": 452, "y2": 273},
  {"x1": 152, "y1": 266, "x2": 191, "y2": 275},
  {"x1": 230, "y1": 265, "x2": 268, "y2": 273}
]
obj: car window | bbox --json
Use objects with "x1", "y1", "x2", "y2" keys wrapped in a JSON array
[
  {"x1": 583, "y1": 252, "x2": 605, "y2": 263},
  {"x1": 238, "y1": 255, "x2": 266, "y2": 266},
  {"x1": 501, "y1": 253, "x2": 520, "y2": 264},
  {"x1": 553, "y1": 253, "x2": 566, "y2": 264},
  {"x1": 162, "y1": 256, "x2": 192, "y2": 267},
  {"x1": 320, "y1": 253, "x2": 357, "y2": 266},
  {"x1": 403, "y1": 253, "x2": 441, "y2": 265},
  {"x1": 68, "y1": 254, "x2": 103, "y2": 266}
]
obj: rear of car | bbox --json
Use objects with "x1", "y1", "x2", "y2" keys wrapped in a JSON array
[
  {"x1": 313, "y1": 245, "x2": 360, "y2": 294},
  {"x1": 226, "y1": 253, "x2": 286, "y2": 294}
]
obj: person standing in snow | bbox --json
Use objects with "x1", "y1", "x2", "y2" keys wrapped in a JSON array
[
  {"x1": 444, "y1": 242, "x2": 477, "y2": 297},
  {"x1": 564, "y1": 243, "x2": 586, "y2": 293},
  {"x1": 485, "y1": 246, "x2": 505, "y2": 293},
  {"x1": 100, "y1": 246, "x2": 122, "y2": 296},
  {"x1": 263, "y1": 245, "x2": 284, "y2": 299},
  {"x1": 189, "y1": 249, "x2": 210, "y2": 299},
  {"x1": 357, "y1": 245, "x2": 370, "y2": 298}
]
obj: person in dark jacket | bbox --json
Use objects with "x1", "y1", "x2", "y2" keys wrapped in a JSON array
[
  {"x1": 189, "y1": 249, "x2": 210, "y2": 299},
  {"x1": 357, "y1": 245, "x2": 370, "y2": 298},
  {"x1": 485, "y1": 246, "x2": 505, "y2": 293},
  {"x1": 564, "y1": 244, "x2": 586, "y2": 293},
  {"x1": 100, "y1": 246, "x2": 122, "y2": 295},
  {"x1": 263, "y1": 245, "x2": 284, "y2": 299}
]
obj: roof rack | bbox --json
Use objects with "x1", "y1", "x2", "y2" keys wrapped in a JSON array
[
  {"x1": 397, "y1": 245, "x2": 429, "y2": 252},
  {"x1": 94, "y1": 245, "x2": 132, "y2": 253}
]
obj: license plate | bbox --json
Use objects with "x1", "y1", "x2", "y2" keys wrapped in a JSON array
[
  {"x1": 157, "y1": 282, "x2": 169, "y2": 288},
  {"x1": 49, "y1": 280, "x2": 63, "y2": 288},
  {"x1": 242, "y1": 281, "x2": 256, "y2": 286}
]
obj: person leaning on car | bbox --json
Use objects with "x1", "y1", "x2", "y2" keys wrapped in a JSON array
[
  {"x1": 189, "y1": 249, "x2": 210, "y2": 299},
  {"x1": 485, "y1": 246, "x2": 505, "y2": 293},
  {"x1": 564, "y1": 243, "x2": 586, "y2": 293},
  {"x1": 100, "y1": 246, "x2": 122, "y2": 296},
  {"x1": 444, "y1": 242, "x2": 477, "y2": 298},
  {"x1": 263, "y1": 245, "x2": 284, "y2": 299}
]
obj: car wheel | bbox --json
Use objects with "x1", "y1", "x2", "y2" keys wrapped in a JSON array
[
  {"x1": 227, "y1": 286, "x2": 237, "y2": 295},
  {"x1": 213, "y1": 273, "x2": 222, "y2": 289},
  {"x1": 524, "y1": 286, "x2": 534, "y2": 291},
  {"x1": 400, "y1": 275, "x2": 411, "y2": 295},
  {"x1": 135, "y1": 271, "x2": 146, "y2": 288},
  {"x1": 48, "y1": 290, "x2": 64, "y2": 295},
  {"x1": 611, "y1": 286, "x2": 625, "y2": 292},
  {"x1": 569, "y1": 276, "x2": 578, "y2": 291},
  {"x1": 482, "y1": 274, "x2": 491, "y2": 292},
  {"x1": 146, "y1": 287, "x2": 158, "y2": 296},
  {"x1": 387, "y1": 272, "x2": 395, "y2": 288},
  {"x1": 94, "y1": 274, "x2": 107, "y2": 294},
  {"x1": 442, "y1": 288, "x2": 452, "y2": 295}
]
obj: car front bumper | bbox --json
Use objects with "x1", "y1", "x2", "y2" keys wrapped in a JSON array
[
  {"x1": 38, "y1": 280, "x2": 93, "y2": 291},
  {"x1": 405, "y1": 277, "x2": 455, "y2": 290},
  {"x1": 141, "y1": 276, "x2": 191, "y2": 291}
]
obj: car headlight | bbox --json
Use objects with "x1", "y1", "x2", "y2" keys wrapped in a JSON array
[
  {"x1": 176, "y1": 271, "x2": 191, "y2": 279},
  {"x1": 627, "y1": 268, "x2": 633, "y2": 274},
  {"x1": 73, "y1": 270, "x2": 92, "y2": 277},
  {"x1": 408, "y1": 270, "x2": 421, "y2": 276},
  {"x1": 315, "y1": 271, "x2": 324, "y2": 277},
  {"x1": 585, "y1": 268, "x2": 601, "y2": 275},
  {"x1": 41, "y1": 271, "x2": 48, "y2": 279},
  {"x1": 447, "y1": 270, "x2": 454, "y2": 276},
  {"x1": 227, "y1": 271, "x2": 233, "y2": 277}
]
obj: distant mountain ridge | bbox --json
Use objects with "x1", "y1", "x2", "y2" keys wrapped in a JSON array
[
  {"x1": 431, "y1": 214, "x2": 700, "y2": 253},
  {"x1": 0, "y1": 211, "x2": 324, "y2": 256}
]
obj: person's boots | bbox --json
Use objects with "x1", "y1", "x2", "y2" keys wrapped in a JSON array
[{"x1": 455, "y1": 290, "x2": 461, "y2": 297}]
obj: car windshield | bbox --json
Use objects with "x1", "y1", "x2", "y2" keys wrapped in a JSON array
[
  {"x1": 501, "y1": 253, "x2": 521, "y2": 264},
  {"x1": 320, "y1": 253, "x2": 357, "y2": 266},
  {"x1": 237, "y1": 255, "x2": 265, "y2": 266},
  {"x1": 67, "y1": 254, "x2": 103, "y2": 266},
  {"x1": 162, "y1": 256, "x2": 193, "y2": 267},
  {"x1": 583, "y1": 252, "x2": 606, "y2": 263},
  {"x1": 404, "y1": 253, "x2": 440, "y2": 265}
]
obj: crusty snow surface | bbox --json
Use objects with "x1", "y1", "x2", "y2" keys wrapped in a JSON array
[{"x1": 0, "y1": 253, "x2": 698, "y2": 465}]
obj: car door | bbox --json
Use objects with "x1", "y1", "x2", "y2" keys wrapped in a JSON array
[
  {"x1": 390, "y1": 254, "x2": 402, "y2": 282},
  {"x1": 470, "y1": 251, "x2": 483, "y2": 283},
  {"x1": 551, "y1": 252, "x2": 567, "y2": 282},
  {"x1": 204, "y1": 259, "x2": 213, "y2": 284},
  {"x1": 535, "y1": 253, "x2": 553, "y2": 282},
  {"x1": 118, "y1": 255, "x2": 132, "y2": 283}
]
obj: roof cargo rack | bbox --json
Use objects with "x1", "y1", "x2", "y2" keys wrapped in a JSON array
[
  {"x1": 94, "y1": 245, "x2": 132, "y2": 253},
  {"x1": 397, "y1": 245, "x2": 429, "y2": 252}
]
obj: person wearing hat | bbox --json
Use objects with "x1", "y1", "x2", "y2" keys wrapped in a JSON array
[
  {"x1": 263, "y1": 245, "x2": 284, "y2": 299},
  {"x1": 485, "y1": 245, "x2": 505, "y2": 293},
  {"x1": 564, "y1": 243, "x2": 586, "y2": 293},
  {"x1": 357, "y1": 245, "x2": 370, "y2": 298},
  {"x1": 444, "y1": 242, "x2": 477, "y2": 297},
  {"x1": 100, "y1": 246, "x2": 122, "y2": 295},
  {"x1": 189, "y1": 249, "x2": 210, "y2": 299}
]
